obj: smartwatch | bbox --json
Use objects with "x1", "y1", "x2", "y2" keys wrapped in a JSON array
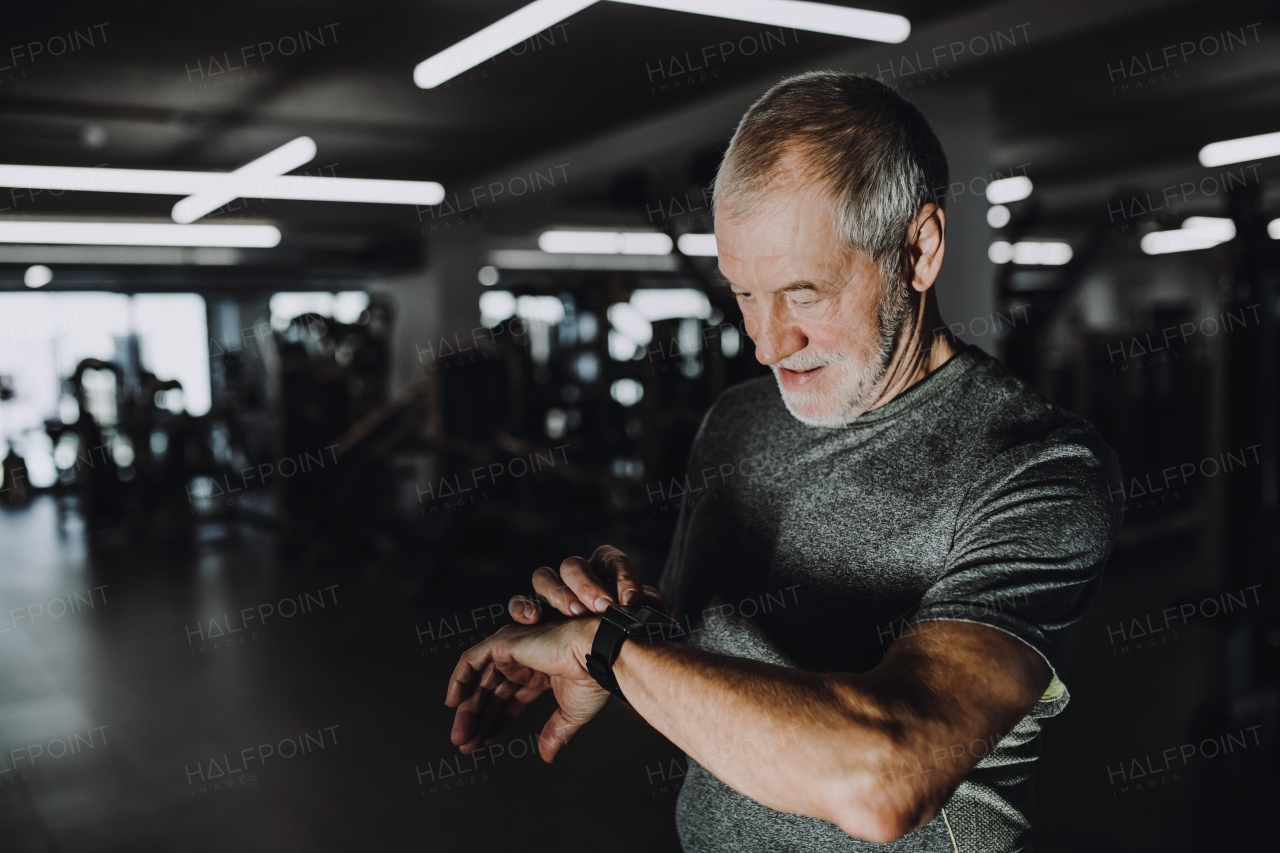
[{"x1": 585, "y1": 604, "x2": 681, "y2": 703}]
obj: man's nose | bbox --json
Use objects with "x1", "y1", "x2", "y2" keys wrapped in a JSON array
[{"x1": 748, "y1": 302, "x2": 806, "y2": 366}]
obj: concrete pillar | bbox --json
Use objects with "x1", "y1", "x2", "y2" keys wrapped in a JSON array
[{"x1": 371, "y1": 227, "x2": 487, "y2": 396}]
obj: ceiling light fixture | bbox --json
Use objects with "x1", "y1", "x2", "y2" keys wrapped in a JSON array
[
  {"x1": 676, "y1": 233, "x2": 717, "y2": 256},
  {"x1": 0, "y1": 221, "x2": 282, "y2": 248},
  {"x1": 23, "y1": 264, "x2": 53, "y2": 288},
  {"x1": 0, "y1": 163, "x2": 444, "y2": 211},
  {"x1": 986, "y1": 176, "x2": 1033, "y2": 205},
  {"x1": 414, "y1": 0, "x2": 910, "y2": 89},
  {"x1": 988, "y1": 240, "x2": 1072, "y2": 265},
  {"x1": 1198, "y1": 130, "x2": 1280, "y2": 168},
  {"x1": 539, "y1": 230, "x2": 673, "y2": 254},
  {"x1": 1140, "y1": 217, "x2": 1235, "y2": 255},
  {"x1": 172, "y1": 136, "x2": 317, "y2": 224},
  {"x1": 986, "y1": 205, "x2": 1011, "y2": 228},
  {"x1": 629, "y1": 288, "x2": 711, "y2": 320}
]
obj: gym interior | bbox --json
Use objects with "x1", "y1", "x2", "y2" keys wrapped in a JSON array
[{"x1": 0, "y1": 1, "x2": 1276, "y2": 850}]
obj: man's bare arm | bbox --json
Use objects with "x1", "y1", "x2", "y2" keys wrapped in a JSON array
[{"x1": 613, "y1": 619, "x2": 1051, "y2": 843}]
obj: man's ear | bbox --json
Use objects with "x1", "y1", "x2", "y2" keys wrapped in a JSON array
[{"x1": 907, "y1": 204, "x2": 946, "y2": 294}]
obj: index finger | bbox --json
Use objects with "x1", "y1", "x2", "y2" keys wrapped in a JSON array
[
  {"x1": 445, "y1": 639, "x2": 494, "y2": 708},
  {"x1": 591, "y1": 545, "x2": 643, "y2": 606},
  {"x1": 508, "y1": 594, "x2": 543, "y2": 625},
  {"x1": 558, "y1": 557, "x2": 615, "y2": 614}
]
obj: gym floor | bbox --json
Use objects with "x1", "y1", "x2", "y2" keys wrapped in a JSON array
[
  {"x1": 0, "y1": 495, "x2": 1267, "y2": 852},
  {"x1": 0, "y1": 496, "x2": 683, "y2": 853}
]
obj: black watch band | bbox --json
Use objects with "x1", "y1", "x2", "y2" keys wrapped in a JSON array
[{"x1": 584, "y1": 604, "x2": 680, "y2": 703}]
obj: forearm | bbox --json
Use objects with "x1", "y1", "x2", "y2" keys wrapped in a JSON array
[{"x1": 612, "y1": 639, "x2": 919, "y2": 841}]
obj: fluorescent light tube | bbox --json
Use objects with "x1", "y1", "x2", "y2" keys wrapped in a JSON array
[
  {"x1": 988, "y1": 240, "x2": 1072, "y2": 265},
  {"x1": 414, "y1": 0, "x2": 909, "y2": 88},
  {"x1": 1181, "y1": 216, "x2": 1233, "y2": 231},
  {"x1": 1013, "y1": 241, "x2": 1071, "y2": 265},
  {"x1": 0, "y1": 164, "x2": 444, "y2": 206},
  {"x1": 986, "y1": 176, "x2": 1033, "y2": 205},
  {"x1": 1141, "y1": 218, "x2": 1235, "y2": 255},
  {"x1": 1198, "y1": 130, "x2": 1280, "y2": 168},
  {"x1": 539, "y1": 230, "x2": 673, "y2": 254},
  {"x1": 676, "y1": 233, "x2": 717, "y2": 256},
  {"x1": 173, "y1": 137, "x2": 316, "y2": 224},
  {"x1": 516, "y1": 294, "x2": 567, "y2": 324},
  {"x1": 0, "y1": 221, "x2": 282, "y2": 247},
  {"x1": 227, "y1": 176, "x2": 445, "y2": 205},
  {"x1": 415, "y1": 0, "x2": 597, "y2": 89},
  {"x1": 630, "y1": 288, "x2": 711, "y2": 320},
  {"x1": 619, "y1": 0, "x2": 909, "y2": 42}
]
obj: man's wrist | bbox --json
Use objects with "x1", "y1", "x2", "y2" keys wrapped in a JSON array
[
  {"x1": 612, "y1": 632, "x2": 677, "y2": 701},
  {"x1": 573, "y1": 616, "x2": 603, "y2": 672}
]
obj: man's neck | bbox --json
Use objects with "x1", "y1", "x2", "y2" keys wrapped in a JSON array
[{"x1": 856, "y1": 290, "x2": 958, "y2": 418}]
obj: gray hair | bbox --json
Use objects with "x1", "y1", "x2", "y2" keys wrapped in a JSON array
[{"x1": 712, "y1": 71, "x2": 949, "y2": 288}]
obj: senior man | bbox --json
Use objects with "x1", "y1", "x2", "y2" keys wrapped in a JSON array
[{"x1": 445, "y1": 71, "x2": 1122, "y2": 852}]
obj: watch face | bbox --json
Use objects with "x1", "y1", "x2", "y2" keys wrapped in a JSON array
[
  {"x1": 609, "y1": 604, "x2": 669, "y2": 623},
  {"x1": 604, "y1": 604, "x2": 679, "y2": 640}
]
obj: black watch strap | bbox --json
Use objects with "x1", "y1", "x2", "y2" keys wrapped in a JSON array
[
  {"x1": 584, "y1": 605, "x2": 679, "y2": 703},
  {"x1": 585, "y1": 616, "x2": 630, "y2": 701}
]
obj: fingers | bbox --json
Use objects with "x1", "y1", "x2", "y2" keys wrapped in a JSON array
[
  {"x1": 493, "y1": 659, "x2": 542, "y2": 694},
  {"x1": 591, "y1": 545, "x2": 643, "y2": 606},
  {"x1": 524, "y1": 546, "x2": 648, "y2": 619},
  {"x1": 640, "y1": 584, "x2": 670, "y2": 615},
  {"x1": 478, "y1": 660, "x2": 506, "y2": 692},
  {"x1": 455, "y1": 698, "x2": 496, "y2": 753},
  {"x1": 445, "y1": 647, "x2": 488, "y2": 709},
  {"x1": 453, "y1": 671, "x2": 549, "y2": 753},
  {"x1": 508, "y1": 594, "x2": 543, "y2": 624},
  {"x1": 531, "y1": 565, "x2": 591, "y2": 617},
  {"x1": 512, "y1": 677, "x2": 549, "y2": 704},
  {"x1": 450, "y1": 666, "x2": 491, "y2": 748},
  {"x1": 559, "y1": 556, "x2": 616, "y2": 614},
  {"x1": 453, "y1": 661, "x2": 523, "y2": 752},
  {"x1": 537, "y1": 707, "x2": 586, "y2": 764}
]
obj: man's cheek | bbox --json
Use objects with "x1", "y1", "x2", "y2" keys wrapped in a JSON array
[
  {"x1": 805, "y1": 317, "x2": 851, "y2": 354},
  {"x1": 833, "y1": 293, "x2": 879, "y2": 341},
  {"x1": 817, "y1": 299, "x2": 845, "y2": 325}
]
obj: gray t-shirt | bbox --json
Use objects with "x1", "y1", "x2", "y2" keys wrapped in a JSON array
[{"x1": 656, "y1": 345, "x2": 1123, "y2": 853}]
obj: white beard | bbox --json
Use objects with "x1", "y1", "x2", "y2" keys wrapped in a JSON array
[{"x1": 770, "y1": 280, "x2": 910, "y2": 428}]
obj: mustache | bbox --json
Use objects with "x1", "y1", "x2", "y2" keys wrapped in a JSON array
[{"x1": 775, "y1": 349, "x2": 850, "y2": 372}]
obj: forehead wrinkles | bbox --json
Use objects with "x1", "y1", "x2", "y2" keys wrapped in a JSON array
[{"x1": 723, "y1": 191, "x2": 854, "y2": 289}]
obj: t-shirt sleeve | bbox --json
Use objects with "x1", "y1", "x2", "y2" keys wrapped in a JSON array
[{"x1": 906, "y1": 429, "x2": 1124, "y2": 718}]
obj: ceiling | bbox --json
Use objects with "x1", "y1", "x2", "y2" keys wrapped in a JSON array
[{"x1": 1, "y1": 0, "x2": 1277, "y2": 285}]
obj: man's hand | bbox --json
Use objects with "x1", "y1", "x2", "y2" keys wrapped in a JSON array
[
  {"x1": 507, "y1": 544, "x2": 668, "y2": 624},
  {"x1": 445, "y1": 617, "x2": 609, "y2": 763},
  {"x1": 447, "y1": 545, "x2": 664, "y2": 762}
]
